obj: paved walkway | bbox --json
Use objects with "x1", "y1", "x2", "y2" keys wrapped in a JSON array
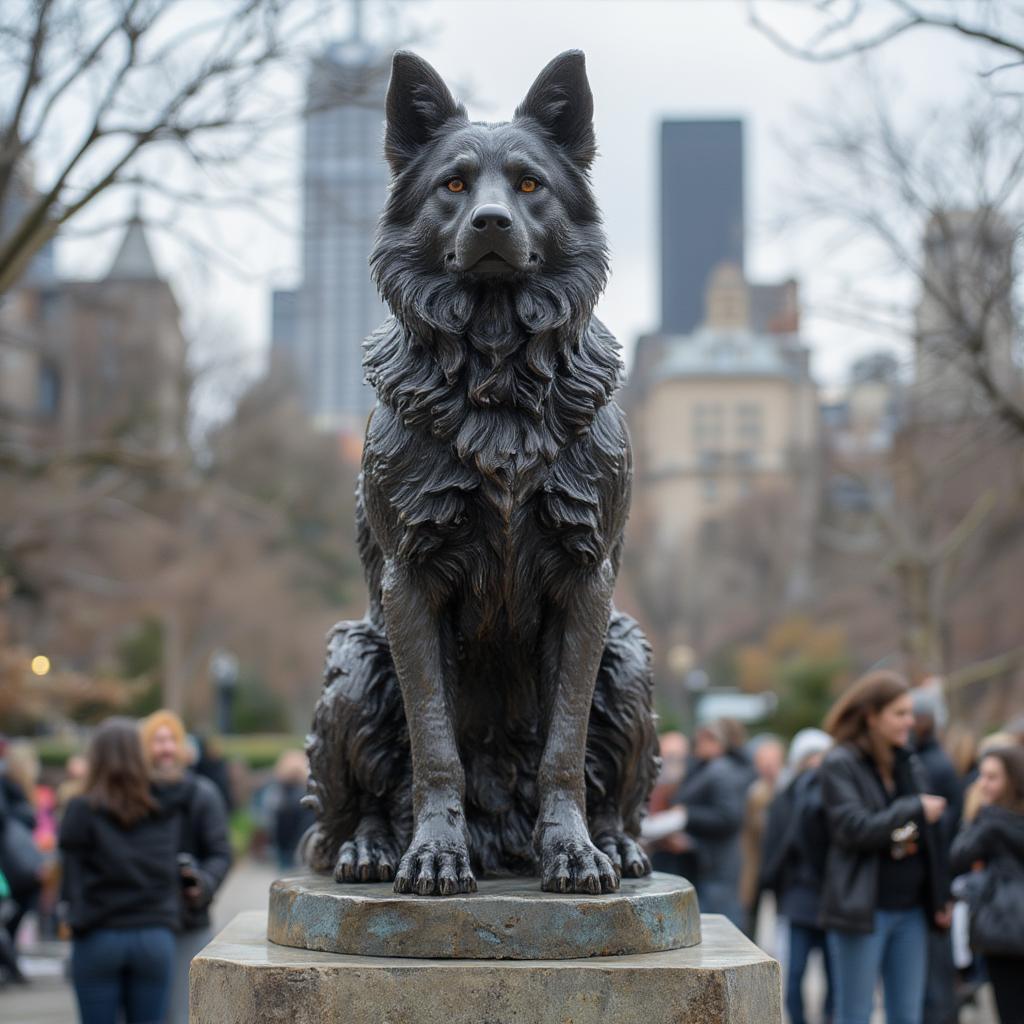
[{"x1": 1, "y1": 862, "x2": 999, "y2": 1024}]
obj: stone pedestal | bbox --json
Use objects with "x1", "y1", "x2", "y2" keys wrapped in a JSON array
[
  {"x1": 267, "y1": 872, "x2": 701, "y2": 960},
  {"x1": 191, "y1": 893, "x2": 780, "y2": 1023}
]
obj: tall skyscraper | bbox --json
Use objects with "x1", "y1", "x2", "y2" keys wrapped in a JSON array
[
  {"x1": 296, "y1": 23, "x2": 391, "y2": 433},
  {"x1": 660, "y1": 120, "x2": 744, "y2": 335}
]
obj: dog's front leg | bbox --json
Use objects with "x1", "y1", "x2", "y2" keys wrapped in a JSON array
[
  {"x1": 535, "y1": 560, "x2": 620, "y2": 894},
  {"x1": 382, "y1": 560, "x2": 475, "y2": 896}
]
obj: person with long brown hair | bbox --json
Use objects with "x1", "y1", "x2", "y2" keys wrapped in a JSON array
[
  {"x1": 818, "y1": 671, "x2": 950, "y2": 1024},
  {"x1": 951, "y1": 745, "x2": 1024, "y2": 1024},
  {"x1": 59, "y1": 718, "x2": 182, "y2": 1024}
]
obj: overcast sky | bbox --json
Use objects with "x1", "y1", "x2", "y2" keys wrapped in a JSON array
[{"x1": 60, "y1": 0, "x2": 992, "y2": 393}]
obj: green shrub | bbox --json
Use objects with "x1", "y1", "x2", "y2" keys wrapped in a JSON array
[
  {"x1": 228, "y1": 808, "x2": 257, "y2": 857},
  {"x1": 32, "y1": 732, "x2": 305, "y2": 770},
  {"x1": 217, "y1": 733, "x2": 304, "y2": 769}
]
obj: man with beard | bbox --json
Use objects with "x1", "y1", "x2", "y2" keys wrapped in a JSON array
[{"x1": 140, "y1": 711, "x2": 232, "y2": 1024}]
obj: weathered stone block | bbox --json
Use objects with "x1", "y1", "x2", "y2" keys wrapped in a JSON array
[
  {"x1": 191, "y1": 911, "x2": 781, "y2": 1024},
  {"x1": 268, "y1": 872, "x2": 700, "y2": 960}
]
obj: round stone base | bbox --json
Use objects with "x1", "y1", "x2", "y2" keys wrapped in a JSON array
[{"x1": 267, "y1": 871, "x2": 700, "y2": 960}]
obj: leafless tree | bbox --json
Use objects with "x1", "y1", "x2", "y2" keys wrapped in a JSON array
[
  {"x1": 818, "y1": 411, "x2": 1024, "y2": 719},
  {"x1": 0, "y1": 0, "x2": 345, "y2": 296},
  {"x1": 785, "y1": 82, "x2": 1024, "y2": 436},
  {"x1": 748, "y1": 7, "x2": 1024, "y2": 711}
]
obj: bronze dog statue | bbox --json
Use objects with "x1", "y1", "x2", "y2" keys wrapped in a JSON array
[{"x1": 303, "y1": 50, "x2": 657, "y2": 895}]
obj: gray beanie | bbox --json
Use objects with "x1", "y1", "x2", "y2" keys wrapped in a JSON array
[
  {"x1": 787, "y1": 728, "x2": 832, "y2": 772},
  {"x1": 911, "y1": 681, "x2": 949, "y2": 732}
]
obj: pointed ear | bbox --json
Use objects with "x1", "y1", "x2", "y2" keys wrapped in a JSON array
[
  {"x1": 514, "y1": 50, "x2": 596, "y2": 169},
  {"x1": 384, "y1": 51, "x2": 466, "y2": 174}
]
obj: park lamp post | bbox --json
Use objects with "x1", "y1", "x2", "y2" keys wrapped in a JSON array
[
  {"x1": 209, "y1": 649, "x2": 239, "y2": 736},
  {"x1": 667, "y1": 644, "x2": 696, "y2": 729}
]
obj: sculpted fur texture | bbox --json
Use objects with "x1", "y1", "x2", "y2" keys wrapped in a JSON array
[{"x1": 303, "y1": 49, "x2": 658, "y2": 895}]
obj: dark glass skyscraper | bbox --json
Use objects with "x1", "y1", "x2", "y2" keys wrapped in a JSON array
[{"x1": 660, "y1": 120, "x2": 744, "y2": 334}]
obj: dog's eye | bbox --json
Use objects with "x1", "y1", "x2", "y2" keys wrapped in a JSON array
[
  {"x1": 519, "y1": 177, "x2": 540, "y2": 193},
  {"x1": 446, "y1": 178, "x2": 466, "y2": 193}
]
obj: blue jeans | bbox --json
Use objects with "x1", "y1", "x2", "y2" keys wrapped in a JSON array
[
  {"x1": 827, "y1": 908, "x2": 927, "y2": 1024},
  {"x1": 166, "y1": 926, "x2": 213, "y2": 1024},
  {"x1": 71, "y1": 926, "x2": 175, "y2": 1024},
  {"x1": 787, "y1": 923, "x2": 833, "y2": 1024}
]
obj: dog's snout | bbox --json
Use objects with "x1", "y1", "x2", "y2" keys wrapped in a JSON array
[{"x1": 470, "y1": 204, "x2": 513, "y2": 231}]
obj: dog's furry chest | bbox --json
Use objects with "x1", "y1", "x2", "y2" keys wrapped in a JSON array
[{"x1": 363, "y1": 401, "x2": 624, "y2": 620}]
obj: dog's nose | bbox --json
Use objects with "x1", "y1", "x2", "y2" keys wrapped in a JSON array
[{"x1": 470, "y1": 204, "x2": 513, "y2": 231}]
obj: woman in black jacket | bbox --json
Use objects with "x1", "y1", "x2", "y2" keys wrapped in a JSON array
[
  {"x1": 951, "y1": 745, "x2": 1024, "y2": 1024},
  {"x1": 818, "y1": 671, "x2": 949, "y2": 1024},
  {"x1": 60, "y1": 718, "x2": 181, "y2": 1024}
]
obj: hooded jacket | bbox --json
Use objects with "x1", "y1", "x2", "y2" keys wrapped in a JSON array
[{"x1": 818, "y1": 743, "x2": 948, "y2": 933}]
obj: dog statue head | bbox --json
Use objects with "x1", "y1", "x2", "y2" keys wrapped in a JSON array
[{"x1": 371, "y1": 51, "x2": 609, "y2": 341}]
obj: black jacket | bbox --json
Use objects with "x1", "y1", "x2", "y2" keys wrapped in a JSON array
[
  {"x1": 153, "y1": 773, "x2": 232, "y2": 932},
  {"x1": 819, "y1": 744, "x2": 948, "y2": 933},
  {"x1": 0, "y1": 774, "x2": 36, "y2": 831},
  {"x1": 760, "y1": 769, "x2": 826, "y2": 928},
  {"x1": 0, "y1": 773, "x2": 41, "y2": 895},
  {"x1": 675, "y1": 754, "x2": 748, "y2": 888},
  {"x1": 914, "y1": 734, "x2": 963, "y2": 845},
  {"x1": 59, "y1": 791, "x2": 182, "y2": 936},
  {"x1": 950, "y1": 805, "x2": 1024, "y2": 955}
]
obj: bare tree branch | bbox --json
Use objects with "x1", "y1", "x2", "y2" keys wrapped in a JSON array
[
  {"x1": 0, "y1": 0, "x2": 340, "y2": 295},
  {"x1": 750, "y1": 0, "x2": 1024, "y2": 73}
]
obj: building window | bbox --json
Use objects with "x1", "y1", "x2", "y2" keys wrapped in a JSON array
[
  {"x1": 736, "y1": 402, "x2": 762, "y2": 446},
  {"x1": 37, "y1": 360, "x2": 60, "y2": 417},
  {"x1": 693, "y1": 401, "x2": 724, "y2": 446},
  {"x1": 735, "y1": 450, "x2": 758, "y2": 471},
  {"x1": 701, "y1": 476, "x2": 717, "y2": 503}
]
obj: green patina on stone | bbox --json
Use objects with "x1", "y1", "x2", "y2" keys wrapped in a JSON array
[{"x1": 267, "y1": 871, "x2": 701, "y2": 961}]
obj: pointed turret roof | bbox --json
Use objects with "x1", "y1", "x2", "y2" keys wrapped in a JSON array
[{"x1": 107, "y1": 209, "x2": 160, "y2": 281}]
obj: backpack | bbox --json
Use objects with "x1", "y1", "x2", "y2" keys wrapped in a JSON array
[{"x1": 968, "y1": 856, "x2": 1024, "y2": 957}]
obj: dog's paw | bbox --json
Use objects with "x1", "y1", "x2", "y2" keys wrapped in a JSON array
[
  {"x1": 334, "y1": 831, "x2": 400, "y2": 883},
  {"x1": 540, "y1": 831, "x2": 619, "y2": 894},
  {"x1": 393, "y1": 835, "x2": 476, "y2": 896},
  {"x1": 593, "y1": 830, "x2": 651, "y2": 879}
]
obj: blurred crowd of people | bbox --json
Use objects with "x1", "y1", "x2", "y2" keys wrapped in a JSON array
[
  {"x1": 644, "y1": 676, "x2": 1024, "y2": 1024},
  {"x1": 0, "y1": 715, "x2": 229, "y2": 1022},
  {"x1": 2, "y1": 682, "x2": 1022, "y2": 1024},
  {"x1": 0, "y1": 714, "x2": 317, "y2": 1023}
]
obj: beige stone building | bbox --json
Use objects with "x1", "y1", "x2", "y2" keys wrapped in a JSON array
[
  {"x1": 628, "y1": 265, "x2": 817, "y2": 552},
  {"x1": 623, "y1": 264, "x2": 819, "y2": 658}
]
